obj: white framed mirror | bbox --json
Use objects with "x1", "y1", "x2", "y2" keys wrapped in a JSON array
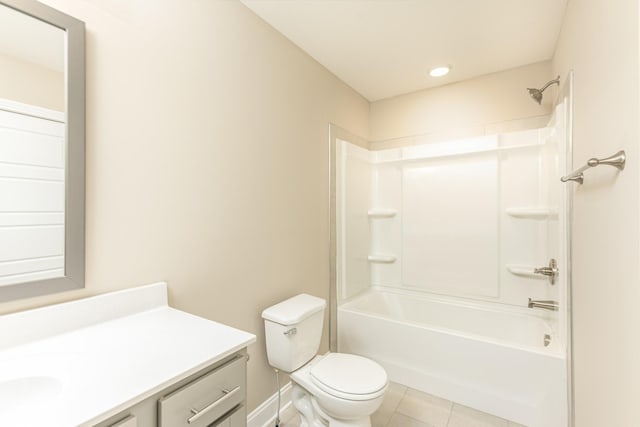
[{"x1": 0, "y1": 0, "x2": 85, "y2": 301}]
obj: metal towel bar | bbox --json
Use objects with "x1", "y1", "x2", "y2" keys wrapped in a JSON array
[{"x1": 561, "y1": 150, "x2": 626, "y2": 184}]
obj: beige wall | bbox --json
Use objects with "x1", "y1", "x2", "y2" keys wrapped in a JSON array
[
  {"x1": 369, "y1": 61, "x2": 553, "y2": 143},
  {"x1": 0, "y1": 0, "x2": 369, "y2": 411},
  {"x1": 0, "y1": 52, "x2": 64, "y2": 111},
  {"x1": 552, "y1": 0, "x2": 640, "y2": 425}
]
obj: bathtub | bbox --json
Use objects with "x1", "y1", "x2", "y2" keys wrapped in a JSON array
[{"x1": 337, "y1": 288, "x2": 567, "y2": 427}]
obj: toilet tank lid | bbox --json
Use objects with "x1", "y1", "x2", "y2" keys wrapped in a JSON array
[{"x1": 262, "y1": 294, "x2": 326, "y2": 326}]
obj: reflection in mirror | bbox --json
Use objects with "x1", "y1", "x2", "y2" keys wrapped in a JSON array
[
  {"x1": 0, "y1": 0, "x2": 85, "y2": 301},
  {"x1": 0, "y1": 5, "x2": 65, "y2": 287},
  {"x1": 0, "y1": 5, "x2": 64, "y2": 110}
]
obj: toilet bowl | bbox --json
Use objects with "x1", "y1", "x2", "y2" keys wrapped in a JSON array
[
  {"x1": 291, "y1": 353, "x2": 387, "y2": 424},
  {"x1": 262, "y1": 294, "x2": 387, "y2": 427}
]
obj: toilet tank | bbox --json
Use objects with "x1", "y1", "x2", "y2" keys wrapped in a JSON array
[{"x1": 262, "y1": 294, "x2": 326, "y2": 372}]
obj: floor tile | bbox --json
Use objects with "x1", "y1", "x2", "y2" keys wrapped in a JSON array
[
  {"x1": 447, "y1": 404, "x2": 509, "y2": 427},
  {"x1": 279, "y1": 404, "x2": 301, "y2": 427},
  {"x1": 280, "y1": 412, "x2": 301, "y2": 427},
  {"x1": 381, "y1": 382, "x2": 408, "y2": 411},
  {"x1": 279, "y1": 383, "x2": 524, "y2": 427},
  {"x1": 372, "y1": 382, "x2": 408, "y2": 427},
  {"x1": 395, "y1": 388, "x2": 452, "y2": 427},
  {"x1": 387, "y1": 413, "x2": 436, "y2": 427}
]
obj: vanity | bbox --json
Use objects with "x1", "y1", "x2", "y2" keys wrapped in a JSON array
[{"x1": 0, "y1": 283, "x2": 256, "y2": 426}]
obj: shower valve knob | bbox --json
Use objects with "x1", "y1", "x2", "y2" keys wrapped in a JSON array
[
  {"x1": 534, "y1": 267, "x2": 553, "y2": 276},
  {"x1": 534, "y1": 258, "x2": 558, "y2": 285}
]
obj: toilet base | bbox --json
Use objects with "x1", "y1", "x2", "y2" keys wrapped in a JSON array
[
  {"x1": 292, "y1": 383, "x2": 373, "y2": 427},
  {"x1": 292, "y1": 382, "x2": 325, "y2": 427}
]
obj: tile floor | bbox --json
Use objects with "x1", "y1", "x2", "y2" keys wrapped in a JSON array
[{"x1": 279, "y1": 382, "x2": 527, "y2": 427}]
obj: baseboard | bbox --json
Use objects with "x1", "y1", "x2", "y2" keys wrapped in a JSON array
[{"x1": 247, "y1": 381, "x2": 293, "y2": 427}]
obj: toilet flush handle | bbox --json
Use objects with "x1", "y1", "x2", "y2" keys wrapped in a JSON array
[{"x1": 283, "y1": 328, "x2": 297, "y2": 336}]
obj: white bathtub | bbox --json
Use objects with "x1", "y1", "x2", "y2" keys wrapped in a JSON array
[{"x1": 338, "y1": 288, "x2": 567, "y2": 427}]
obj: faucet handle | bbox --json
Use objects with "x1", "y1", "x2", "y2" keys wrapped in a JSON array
[{"x1": 534, "y1": 258, "x2": 558, "y2": 285}]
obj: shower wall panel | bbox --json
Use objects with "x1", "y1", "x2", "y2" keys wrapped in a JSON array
[
  {"x1": 402, "y1": 154, "x2": 499, "y2": 297},
  {"x1": 498, "y1": 135, "x2": 555, "y2": 305},
  {"x1": 339, "y1": 127, "x2": 559, "y2": 308},
  {"x1": 370, "y1": 161, "x2": 402, "y2": 286},
  {"x1": 336, "y1": 140, "x2": 371, "y2": 301}
]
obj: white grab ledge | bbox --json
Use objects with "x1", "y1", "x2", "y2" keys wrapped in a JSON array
[
  {"x1": 505, "y1": 207, "x2": 558, "y2": 219},
  {"x1": 368, "y1": 255, "x2": 397, "y2": 263},
  {"x1": 367, "y1": 209, "x2": 398, "y2": 218}
]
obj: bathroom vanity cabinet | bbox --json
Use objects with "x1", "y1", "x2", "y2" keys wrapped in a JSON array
[
  {"x1": 0, "y1": 282, "x2": 256, "y2": 427},
  {"x1": 96, "y1": 351, "x2": 248, "y2": 427}
]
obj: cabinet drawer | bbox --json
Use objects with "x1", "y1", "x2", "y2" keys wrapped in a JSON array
[
  {"x1": 158, "y1": 355, "x2": 246, "y2": 427},
  {"x1": 108, "y1": 415, "x2": 137, "y2": 427}
]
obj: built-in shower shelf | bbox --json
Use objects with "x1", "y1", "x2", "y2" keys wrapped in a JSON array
[
  {"x1": 506, "y1": 264, "x2": 546, "y2": 279},
  {"x1": 506, "y1": 207, "x2": 558, "y2": 219},
  {"x1": 368, "y1": 209, "x2": 398, "y2": 218},
  {"x1": 368, "y1": 255, "x2": 397, "y2": 263}
]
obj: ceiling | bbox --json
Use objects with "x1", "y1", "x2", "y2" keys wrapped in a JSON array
[{"x1": 240, "y1": 0, "x2": 568, "y2": 102}]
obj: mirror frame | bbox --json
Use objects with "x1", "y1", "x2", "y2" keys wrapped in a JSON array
[{"x1": 0, "y1": 0, "x2": 85, "y2": 301}]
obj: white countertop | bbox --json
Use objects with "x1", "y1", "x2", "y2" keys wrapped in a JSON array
[{"x1": 0, "y1": 282, "x2": 256, "y2": 426}]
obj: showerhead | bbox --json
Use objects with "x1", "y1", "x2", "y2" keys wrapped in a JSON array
[
  {"x1": 527, "y1": 88, "x2": 543, "y2": 104},
  {"x1": 527, "y1": 76, "x2": 560, "y2": 104}
]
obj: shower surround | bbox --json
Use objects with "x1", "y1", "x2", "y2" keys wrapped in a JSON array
[{"x1": 333, "y1": 106, "x2": 571, "y2": 427}]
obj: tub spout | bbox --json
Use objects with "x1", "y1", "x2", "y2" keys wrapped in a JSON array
[{"x1": 528, "y1": 298, "x2": 559, "y2": 311}]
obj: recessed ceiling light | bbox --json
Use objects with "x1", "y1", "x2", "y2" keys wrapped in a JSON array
[{"x1": 429, "y1": 65, "x2": 451, "y2": 77}]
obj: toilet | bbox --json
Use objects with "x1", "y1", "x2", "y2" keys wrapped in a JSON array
[{"x1": 262, "y1": 294, "x2": 387, "y2": 427}]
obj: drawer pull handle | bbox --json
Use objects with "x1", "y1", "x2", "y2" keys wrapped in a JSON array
[{"x1": 187, "y1": 386, "x2": 241, "y2": 424}]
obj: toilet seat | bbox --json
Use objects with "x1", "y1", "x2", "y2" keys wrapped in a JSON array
[{"x1": 309, "y1": 353, "x2": 387, "y2": 401}]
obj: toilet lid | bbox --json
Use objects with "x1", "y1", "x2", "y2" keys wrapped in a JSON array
[{"x1": 310, "y1": 353, "x2": 387, "y2": 400}]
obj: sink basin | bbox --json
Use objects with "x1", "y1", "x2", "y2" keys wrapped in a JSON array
[
  {"x1": 0, "y1": 375, "x2": 63, "y2": 403},
  {"x1": 0, "y1": 376, "x2": 63, "y2": 421},
  {"x1": 0, "y1": 351, "x2": 80, "y2": 424}
]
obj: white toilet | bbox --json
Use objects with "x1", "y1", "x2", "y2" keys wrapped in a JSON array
[{"x1": 262, "y1": 294, "x2": 387, "y2": 427}]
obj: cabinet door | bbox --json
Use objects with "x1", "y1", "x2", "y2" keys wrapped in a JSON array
[{"x1": 209, "y1": 404, "x2": 246, "y2": 427}]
